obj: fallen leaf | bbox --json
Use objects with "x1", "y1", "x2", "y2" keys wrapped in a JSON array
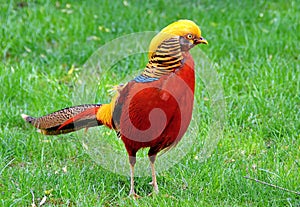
[
  {"x1": 68, "y1": 64, "x2": 75, "y2": 75},
  {"x1": 44, "y1": 189, "x2": 53, "y2": 195},
  {"x1": 39, "y1": 196, "x2": 47, "y2": 206}
]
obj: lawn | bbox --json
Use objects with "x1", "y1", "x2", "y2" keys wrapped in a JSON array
[{"x1": 1, "y1": 0, "x2": 299, "y2": 206}]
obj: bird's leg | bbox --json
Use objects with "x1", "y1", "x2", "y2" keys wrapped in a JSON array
[
  {"x1": 129, "y1": 161, "x2": 135, "y2": 195},
  {"x1": 149, "y1": 155, "x2": 159, "y2": 194},
  {"x1": 129, "y1": 156, "x2": 140, "y2": 199}
]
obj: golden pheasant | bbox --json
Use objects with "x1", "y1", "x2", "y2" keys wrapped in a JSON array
[{"x1": 22, "y1": 19, "x2": 208, "y2": 197}]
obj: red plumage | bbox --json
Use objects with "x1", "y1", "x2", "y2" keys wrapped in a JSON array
[{"x1": 117, "y1": 52, "x2": 195, "y2": 157}]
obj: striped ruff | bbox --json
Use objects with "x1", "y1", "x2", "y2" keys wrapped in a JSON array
[{"x1": 135, "y1": 37, "x2": 183, "y2": 82}]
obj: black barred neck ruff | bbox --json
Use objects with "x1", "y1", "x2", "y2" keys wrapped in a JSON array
[{"x1": 140, "y1": 37, "x2": 184, "y2": 80}]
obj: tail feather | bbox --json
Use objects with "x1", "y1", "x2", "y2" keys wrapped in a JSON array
[
  {"x1": 22, "y1": 104, "x2": 102, "y2": 135},
  {"x1": 57, "y1": 107, "x2": 103, "y2": 131}
]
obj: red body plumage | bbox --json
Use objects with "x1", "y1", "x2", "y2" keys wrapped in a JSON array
[{"x1": 117, "y1": 52, "x2": 195, "y2": 158}]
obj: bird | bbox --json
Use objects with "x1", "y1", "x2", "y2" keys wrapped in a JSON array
[{"x1": 22, "y1": 19, "x2": 208, "y2": 197}]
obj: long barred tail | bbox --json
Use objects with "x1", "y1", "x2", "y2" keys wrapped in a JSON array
[{"x1": 22, "y1": 104, "x2": 102, "y2": 135}]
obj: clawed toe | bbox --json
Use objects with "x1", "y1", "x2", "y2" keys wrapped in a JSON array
[
  {"x1": 147, "y1": 190, "x2": 159, "y2": 197},
  {"x1": 129, "y1": 192, "x2": 141, "y2": 199}
]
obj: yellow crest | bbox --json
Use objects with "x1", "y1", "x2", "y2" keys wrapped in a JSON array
[{"x1": 148, "y1": 20, "x2": 202, "y2": 58}]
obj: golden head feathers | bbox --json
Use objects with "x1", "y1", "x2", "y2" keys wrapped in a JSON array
[{"x1": 148, "y1": 20, "x2": 207, "y2": 58}]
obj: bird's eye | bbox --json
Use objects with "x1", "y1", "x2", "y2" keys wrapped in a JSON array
[{"x1": 186, "y1": 34, "x2": 193, "y2": 39}]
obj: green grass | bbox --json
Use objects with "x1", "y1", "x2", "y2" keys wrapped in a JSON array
[{"x1": 1, "y1": 0, "x2": 299, "y2": 206}]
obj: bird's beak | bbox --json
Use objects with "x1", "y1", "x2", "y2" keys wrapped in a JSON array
[{"x1": 194, "y1": 36, "x2": 208, "y2": 45}]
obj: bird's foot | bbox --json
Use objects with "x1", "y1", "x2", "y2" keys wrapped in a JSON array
[
  {"x1": 129, "y1": 191, "x2": 141, "y2": 199},
  {"x1": 147, "y1": 191, "x2": 158, "y2": 197},
  {"x1": 149, "y1": 181, "x2": 159, "y2": 194}
]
